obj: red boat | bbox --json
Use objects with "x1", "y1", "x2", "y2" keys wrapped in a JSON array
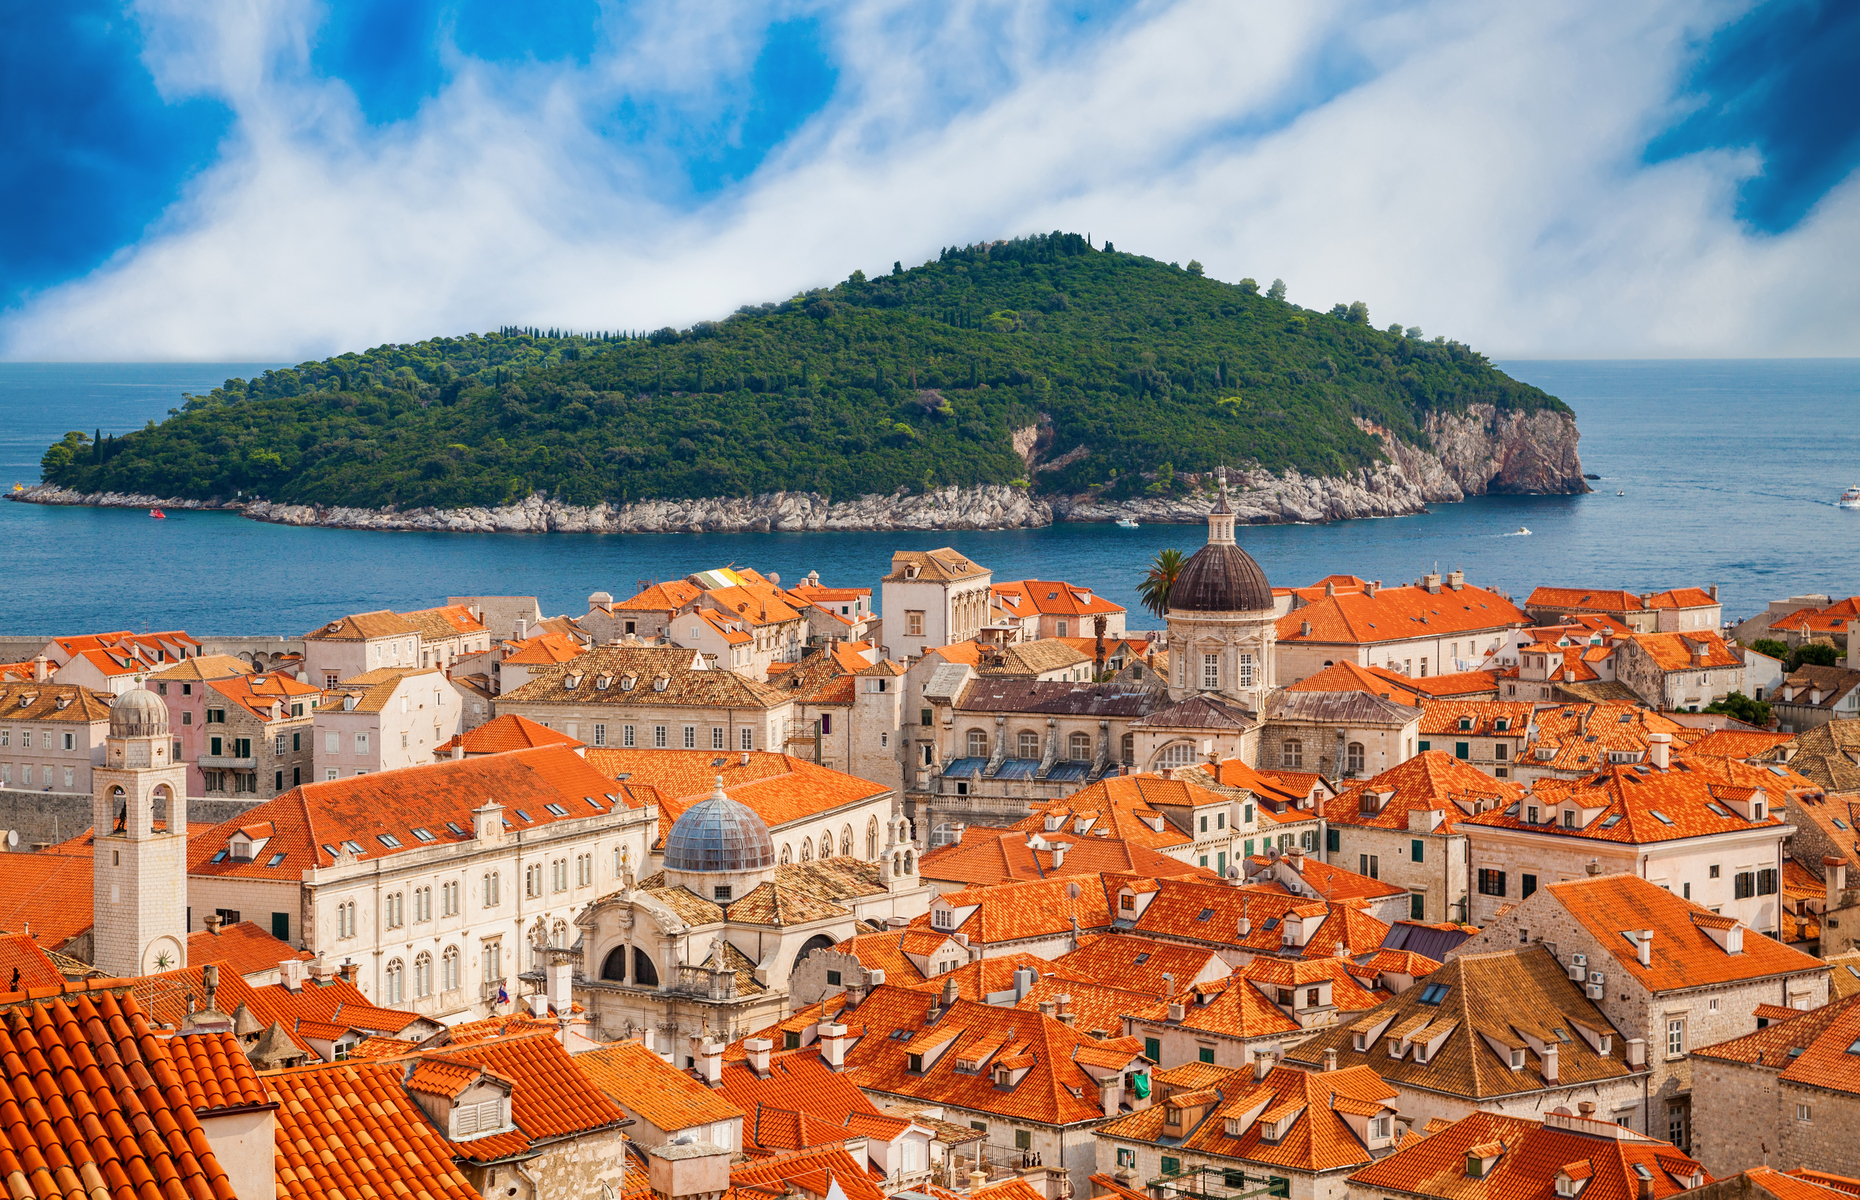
[{"x1": 149, "y1": 509, "x2": 165, "y2": 519}]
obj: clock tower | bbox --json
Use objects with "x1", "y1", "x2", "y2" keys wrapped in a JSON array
[{"x1": 92, "y1": 688, "x2": 190, "y2": 976}]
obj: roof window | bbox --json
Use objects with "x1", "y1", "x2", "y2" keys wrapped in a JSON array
[
  {"x1": 412, "y1": 827, "x2": 435, "y2": 842},
  {"x1": 210, "y1": 850, "x2": 228, "y2": 863},
  {"x1": 322, "y1": 843, "x2": 340, "y2": 856},
  {"x1": 515, "y1": 809, "x2": 533, "y2": 822},
  {"x1": 445, "y1": 821, "x2": 467, "y2": 835},
  {"x1": 1650, "y1": 810, "x2": 1675, "y2": 825},
  {"x1": 1418, "y1": 983, "x2": 1451, "y2": 1005},
  {"x1": 377, "y1": 833, "x2": 403, "y2": 848},
  {"x1": 586, "y1": 796, "x2": 606, "y2": 809},
  {"x1": 1705, "y1": 803, "x2": 1730, "y2": 818},
  {"x1": 1836, "y1": 818, "x2": 1851, "y2": 830},
  {"x1": 1196, "y1": 908, "x2": 1214, "y2": 922},
  {"x1": 545, "y1": 803, "x2": 569, "y2": 816},
  {"x1": 266, "y1": 852, "x2": 287, "y2": 867},
  {"x1": 1134, "y1": 953, "x2": 1151, "y2": 966},
  {"x1": 341, "y1": 840, "x2": 365, "y2": 855}
]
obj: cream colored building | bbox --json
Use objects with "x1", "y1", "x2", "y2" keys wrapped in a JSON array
[
  {"x1": 188, "y1": 744, "x2": 657, "y2": 1017},
  {"x1": 91, "y1": 689, "x2": 191, "y2": 977},
  {"x1": 399, "y1": 603, "x2": 493, "y2": 671},
  {"x1": 0, "y1": 679, "x2": 113, "y2": 793},
  {"x1": 880, "y1": 548, "x2": 994, "y2": 661},
  {"x1": 303, "y1": 611, "x2": 422, "y2": 690},
  {"x1": 313, "y1": 667, "x2": 462, "y2": 779}
]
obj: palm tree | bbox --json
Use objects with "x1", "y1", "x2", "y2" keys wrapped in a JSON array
[{"x1": 1138, "y1": 548, "x2": 1186, "y2": 619}]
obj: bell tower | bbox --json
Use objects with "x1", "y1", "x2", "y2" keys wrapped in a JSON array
[{"x1": 92, "y1": 688, "x2": 190, "y2": 976}]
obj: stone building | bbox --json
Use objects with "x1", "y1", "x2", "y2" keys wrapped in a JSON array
[
  {"x1": 1524, "y1": 586, "x2": 1723, "y2": 633},
  {"x1": 0, "y1": 676, "x2": 113, "y2": 793},
  {"x1": 188, "y1": 744, "x2": 658, "y2": 1017},
  {"x1": 1690, "y1": 991, "x2": 1860, "y2": 1179},
  {"x1": 1321, "y1": 752, "x2": 1519, "y2": 926},
  {"x1": 1450, "y1": 873, "x2": 1830, "y2": 1151},
  {"x1": 302, "y1": 610, "x2": 422, "y2": 689},
  {"x1": 575, "y1": 784, "x2": 931, "y2": 1046},
  {"x1": 1161, "y1": 483, "x2": 1279, "y2": 714},
  {"x1": 1413, "y1": 700, "x2": 1534, "y2": 781},
  {"x1": 991, "y1": 579, "x2": 1128, "y2": 641},
  {"x1": 1770, "y1": 664, "x2": 1860, "y2": 731},
  {"x1": 313, "y1": 666, "x2": 462, "y2": 779},
  {"x1": 91, "y1": 688, "x2": 190, "y2": 977},
  {"x1": 191, "y1": 672, "x2": 320, "y2": 800},
  {"x1": 1615, "y1": 630, "x2": 1745, "y2": 712},
  {"x1": 1272, "y1": 572, "x2": 1531, "y2": 687},
  {"x1": 398, "y1": 602, "x2": 493, "y2": 670},
  {"x1": 1259, "y1": 691, "x2": 1419, "y2": 782},
  {"x1": 881, "y1": 548, "x2": 995, "y2": 661}
]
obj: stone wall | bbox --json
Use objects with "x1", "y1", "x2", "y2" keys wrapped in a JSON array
[{"x1": 0, "y1": 789, "x2": 262, "y2": 852}]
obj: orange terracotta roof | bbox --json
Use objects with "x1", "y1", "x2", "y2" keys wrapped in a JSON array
[
  {"x1": 1099, "y1": 1063, "x2": 1396, "y2": 1174},
  {"x1": 1528, "y1": 587, "x2": 1715, "y2": 613},
  {"x1": 439, "y1": 712, "x2": 584, "y2": 756},
  {"x1": 719, "y1": 1047, "x2": 883, "y2": 1152},
  {"x1": 1770, "y1": 597, "x2": 1860, "y2": 634},
  {"x1": 164, "y1": 1029, "x2": 270, "y2": 1112},
  {"x1": 1326, "y1": 752, "x2": 1522, "y2": 833},
  {"x1": 577, "y1": 1040, "x2": 744, "y2": 1131},
  {"x1": 1177, "y1": 759, "x2": 1316, "y2": 815},
  {"x1": 0, "y1": 987, "x2": 237, "y2": 1200},
  {"x1": 425, "y1": 1032, "x2": 628, "y2": 1157},
  {"x1": 304, "y1": 610, "x2": 419, "y2": 641},
  {"x1": 204, "y1": 672, "x2": 320, "y2": 722},
  {"x1": 992, "y1": 580, "x2": 1126, "y2": 618},
  {"x1": 1010, "y1": 775, "x2": 1241, "y2": 849},
  {"x1": 1545, "y1": 874, "x2": 1825, "y2": 991},
  {"x1": 1277, "y1": 582, "x2": 1530, "y2": 646},
  {"x1": 0, "y1": 853, "x2": 95, "y2": 950},
  {"x1": 187, "y1": 921, "x2": 312, "y2": 979},
  {"x1": 921, "y1": 876, "x2": 1113, "y2": 945},
  {"x1": 500, "y1": 644, "x2": 784, "y2": 709},
  {"x1": 732, "y1": 1145, "x2": 889, "y2": 1200},
  {"x1": 0, "y1": 683, "x2": 116, "y2": 723},
  {"x1": 1127, "y1": 876, "x2": 1389, "y2": 959},
  {"x1": 1047, "y1": 936, "x2": 1225, "y2": 1000},
  {"x1": 269, "y1": 1060, "x2": 481, "y2": 1200},
  {"x1": 0, "y1": 930, "x2": 66, "y2": 989},
  {"x1": 1346, "y1": 1109, "x2": 1706, "y2": 1200},
  {"x1": 1287, "y1": 661, "x2": 1421, "y2": 705},
  {"x1": 398, "y1": 604, "x2": 487, "y2": 640},
  {"x1": 1244, "y1": 854, "x2": 1409, "y2": 902},
  {"x1": 586, "y1": 748, "x2": 884, "y2": 834},
  {"x1": 191, "y1": 745, "x2": 638, "y2": 878},
  {"x1": 1131, "y1": 958, "x2": 1385, "y2": 1042},
  {"x1": 1521, "y1": 704, "x2": 1695, "y2": 774},
  {"x1": 1461, "y1": 757, "x2": 1797, "y2": 846},
  {"x1": 918, "y1": 826, "x2": 1215, "y2": 888},
  {"x1": 500, "y1": 631, "x2": 588, "y2": 665},
  {"x1": 345, "y1": 1036, "x2": 418, "y2": 1060},
  {"x1": 1692, "y1": 991, "x2": 1860, "y2": 1095},
  {"x1": 1626, "y1": 630, "x2": 1741, "y2": 672},
  {"x1": 1417, "y1": 700, "x2": 1535, "y2": 736}
]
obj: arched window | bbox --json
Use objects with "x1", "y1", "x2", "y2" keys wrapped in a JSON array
[
  {"x1": 800, "y1": 838, "x2": 814, "y2": 863},
  {"x1": 442, "y1": 947, "x2": 460, "y2": 992},
  {"x1": 151, "y1": 784, "x2": 172, "y2": 832},
  {"x1": 840, "y1": 825, "x2": 853, "y2": 857},
  {"x1": 1346, "y1": 742, "x2": 1365, "y2": 775},
  {"x1": 1121, "y1": 733, "x2": 1135, "y2": 764},
  {"x1": 1067, "y1": 732, "x2": 1092, "y2": 759},
  {"x1": 632, "y1": 947, "x2": 659, "y2": 987},
  {"x1": 780, "y1": 843, "x2": 793, "y2": 865},
  {"x1": 1017, "y1": 730, "x2": 1040, "y2": 758},
  {"x1": 384, "y1": 959, "x2": 404, "y2": 1005},
  {"x1": 1159, "y1": 742, "x2": 1198, "y2": 769},
  {"x1": 552, "y1": 918, "x2": 569, "y2": 946},
  {"x1": 1282, "y1": 739, "x2": 1304, "y2": 769},
  {"x1": 414, "y1": 952, "x2": 432, "y2": 999},
  {"x1": 791, "y1": 933, "x2": 837, "y2": 974},
  {"x1": 600, "y1": 946, "x2": 627, "y2": 982},
  {"x1": 966, "y1": 729, "x2": 989, "y2": 757},
  {"x1": 867, "y1": 817, "x2": 880, "y2": 858},
  {"x1": 820, "y1": 828, "x2": 835, "y2": 859}
]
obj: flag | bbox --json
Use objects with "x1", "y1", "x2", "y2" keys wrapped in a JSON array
[{"x1": 496, "y1": 984, "x2": 509, "y2": 1006}]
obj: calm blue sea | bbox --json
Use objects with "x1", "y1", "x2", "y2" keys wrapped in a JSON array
[{"x1": 0, "y1": 359, "x2": 1855, "y2": 635}]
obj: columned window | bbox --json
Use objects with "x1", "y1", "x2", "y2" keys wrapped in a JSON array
[
  {"x1": 1238, "y1": 653, "x2": 1254, "y2": 688},
  {"x1": 1202, "y1": 653, "x2": 1220, "y2": 690}
]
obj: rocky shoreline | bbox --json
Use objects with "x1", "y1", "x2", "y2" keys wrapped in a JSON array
[{"x1": 10, "y1": 404, "x2": 1585, "y2": 534}]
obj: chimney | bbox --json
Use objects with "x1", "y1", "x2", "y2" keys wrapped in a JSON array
[
  {"x1": 1300, "y1": 621, "x2": 1312, "y2": 637},
  {"x1": 31, "y1": 655, "x2": 49, "y2": 683},
  {"x1": 745, "y1": 1036, "x2": 773, "y2": 1078},
  {"x1": 698, "y1": 1040, "x2": 724, "y2": 1087},
  {"x1": 1100, "y1": 1077, "x2": 1123, "y2": 1118},
  {"x1": 1639, "y1": 1177, "x2": 1655, "y2": 1200},
  {"x1": 1056, "y1": 994, "x2": 1075, "y2": 1026},
  {"x1": 1162, "y1": 972, "x2": 1175, "y2": 997},
  {"x1": 819, "y1": 1022, "x2": 849, "y2": 1071},
  {"x1": 1324, "y1": 1047, "x2": 1338, "y2": 1072},
  {"x1": 1366, "y1": 582, "x2": 1379, "y2": 599},
  {"x1": 1648, "y1": 733, "x2": 1671, "y2": 770},
  {"x1": 338, "y1": 961, "x2": 359, "y2": 984},
  {"x1": 279, "y1": 959, "x2": 305, "y2": 993},
  {"x1": 1013, "y1": 966, "x2": 1037, "y2": 1002},
  {"x1": 1709, "y1": 585, "x2": 1719, "y2": 602},
  {"x1": 1254, "y1": 1048, "x2": 1276, "y2": 1081},
  {"x1": 1167, "y1": 1002, "x2": 1186, "y2": 1022},
  {"x1": 1288, "y1": 847, "x2": 1304, "y2": 871},
  {"x1": 1541, "y1": 1042, "x2": 1559, "y2": 1085},
  {"x1": 1237, "y1": 916, "x2": 1252, "y2": 937},
  {"x1": 646, "y1": 1139, "x2": 731, "y2": 1200},
  {"x1": 548, "y1": 954, "x2": 573, "y2": 1015},
  {"x1": 1052, "y1": 845, "x2": 1067, "y2": 869},
  {"x1": 205, "y1": 913, "x2": 223, "y2": 936},
  {"x1": 1038, "y1": 1000, "x2": 1057, "y2": 1017},
  {"x1": 515, "y1": 617, "x2": 529, "y2": 640},
  {"x1": 970, "y1": 1170, "x2": 989, "y2": 1191},
  {"x1": 1827, "y1": 857, "x2": 1848, "y2": 910},
  {"x1": 1578, "y1": 1101, "x2": 1596, "y2": 1118},
  {"x1": 1626, "y1": 1038, "x2": 1646, "y2": 1067},
  {"x1": 1637, "y1": 930, "x2": 1653, "y2": 968}
]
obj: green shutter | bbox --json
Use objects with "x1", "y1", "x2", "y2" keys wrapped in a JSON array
[
  {"x1": 1411, "y1": 839, "x2": 1424, "y2": 862},
  {"x1": 1326, "y1": 828, "x2": 1340, "y2": 853},
  {"x1": 1455, "y1": 742, "x2": 1470, "y2": 759},
  {"x1": 1144, "y1": 1037, "x2": 1161, "y2": 1061},
  {"x1": 271, "y1": 912, "x2": 290, "y2": 940},
  {"x1": 1418, "y1": 740, "x2": 1430, "y2": 752}
]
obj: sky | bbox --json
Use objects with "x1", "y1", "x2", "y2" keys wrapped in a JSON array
[{"x1": 1, "y1": 0, "x2": 1857, "y2": 361}]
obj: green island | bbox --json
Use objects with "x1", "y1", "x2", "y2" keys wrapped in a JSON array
[{"x1": 38, "y1": 233, "x2": 1570, "y2": 510}]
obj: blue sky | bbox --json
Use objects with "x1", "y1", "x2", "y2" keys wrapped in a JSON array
[{"x1": 2, "y1": 0, "x2": 1856, "y2": 359}]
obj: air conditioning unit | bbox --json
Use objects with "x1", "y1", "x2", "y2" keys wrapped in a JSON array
[
  {"x1": 1572, "y1": 953, "x2": 1587, "y2": 967},
  {"x1": 1589, "y1": 971, "x2": 1605, "y2": 985},
  {"x1": 1567, "y1": 952, "x2": 1589, "y2": 981},
  {"x1": 1586, "y1": 983, "x2": 1604, "y2": 1000}
]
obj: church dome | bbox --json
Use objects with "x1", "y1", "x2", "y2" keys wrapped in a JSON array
[
  {"x1": 662, "y1": 778, "x2": 775, "y2": 874},
  {"x1": 110, "y1": 688, "x2": 170, "y2": 738},
  {"x1": 1169, "y1": 542, "x2": 1274, "y2": 614}
]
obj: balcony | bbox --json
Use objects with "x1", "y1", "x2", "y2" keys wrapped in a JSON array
[
  {"x1": 481, "y1": 978, "x2": 509, "y2": 1002},
  {"x1": 198, "y1": 754, "x2": 257, "y2": 769}
]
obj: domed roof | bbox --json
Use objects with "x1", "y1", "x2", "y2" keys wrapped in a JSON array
[
  {"x1": 663, "y1": 778, "x2": 775, "y2": 874},
  {"x1": 1169, "y1": 542, "x2": 1274, "y2": 614},
  {"x1": 110, "y1": 688, "x2": 170, "y2": 737}
]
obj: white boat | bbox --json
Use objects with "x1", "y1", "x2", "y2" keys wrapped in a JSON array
[
  {"x1": 1840, "y1": 485, "x2": 1860, "y2": 509},
  {"x1": 1515, "y1": 526, "x2": 1531, "y2": 535},
  {"x1": 1116, "y1": 518, "x2": 1140, "y2": 528},
  {"x1": 1616, "y1": 489, "x2": 1624, "y2": 496}
]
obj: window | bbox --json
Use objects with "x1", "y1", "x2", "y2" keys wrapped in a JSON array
[
  {"x1": 483, "y1": 939, "x2": 502, "y2": 984},
  {"x1": 1203, "y1": 654, "x2": 1220, "y2": 690},
  {"x1": 1068, "y1": 732, "x2": 1091, "y2": 759},
  {"x1": 1346, "y1": 742, "x2": 1364, "y2": 774},
  {"x1": 1359, "y1": 855, "x2": 1378, "y2": 879},
  {"x1": 1798, "y1": 1104, "x2": 1813, "y2": 1122},
  {"x1": 1160, "y1": 1158, "x2": 1180, "y2": 1177},
  {"x1": 442, "y1": 947, "x2": 460, "y2": 992},
  {"x1": 414, "y1": 886, "x2": 431, "y2": 922},
  {"x1": 442, "y1": 880, "x2": 459, "y2": 916},
  {"x1": 414, "y1": 952, "x2": 432, "y2": 999},
  {"x1": 1238, "y1": 653, "x2": 1254, "y2": 687},
  {"x1": 967, "y1": 729, "x2": 989, "y2": 756},
  {"x1": 1326, "y1": 828, "x2": 1340, "y2": 853},
  {"x1": 385, "y1": 891, "x2": 404, "y2": 929},
  {"x1": 1521, "y1": 873, "x2": 1538, "y2": 899},
  {"x1": 1014, "y1": 1130, "x2": 1032, "y2": 1151},
  {"x1": 1667, "y1": 1019, "x2": 1685, "y2": 1057},
  {"x1": 552, "y1": 858, "x2": 568, "y2": 892},
  {"x1": 577, "y1": 853, "x2": 592, "y2": 886},
  {"x1": 335, "y1": 901, "x2": 357, "y2": 939},
  {"x1": 1144, "y1": 1037, "x2": 1161, "y2": 1060},
  {"x1": 711, "y1": 726, "x2": 725, "y2": 750},
  {"x1": 1410, "y1": 892, "x2": 1425, "y2": 920},
  {"x1": 1455, "y1": 741, "x2": 1469, "y2": 760},
  {"x1": 1018, "y1": 730, "x2": 1040, "y2": 757},
  {"x1": 1478, "y1": 869, "x2": 1507, "y2": 897},
  {"x1": 206, "y1": 708, "x2": 225, "y2": 724},
  {"x1": 1281, "y1": 739, "x2": 1303, "y2": 769},
  {"x1": 592, "y1": 723, "x2": 607, "y2": 747},
  {"x1": 1758, "y1": 868, "x2": 1778, "y2": 896},
  {"x1": 1116, "y1": 1149, "x2": 1136, "y2": 1170},
  {"x1": 1198, "y1": 1046, "x2": 1215, "y2": 1064},
  {"x1": 682, "y1": 726, "x2": 696, "y2": 749},
  {"x1": 354, "y1": 733, "x2": 368, "y2": 754},
  {"x1": 1495, "y1": 743, "x2": 1509, "y2": 761},
  {"x1": 653, "y1": 725, "x2": 667, "y2": 748},
  {"x1": 384, "y1": 960, "x2": 404, "y2": 1004},
  {"x1": 907, "y1": 612, "x2": 924, "y2": 637},
  {"x1": 1411, "y1": 839, "x2": 1424, "y2": 863},
  {"x1": 1735, "y1": 871, "x2": 1756, "y2": 900},
  {"x1": 1710, "y1": 864, "x2": 1720, "y2": 878},
  {"x1": 483, "y1": 871, "x2": 500, "y2": 907},
  {"x1": 325, "y1": 731, "x2": 339, "y2": 753},
  {"x1": 526, "y1": 863, "x2": 543, "y2": 898}
]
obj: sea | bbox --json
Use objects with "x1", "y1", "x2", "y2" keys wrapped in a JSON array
[{"x1": 0, "y1": 359, "x2": 1855, "y2": 637}]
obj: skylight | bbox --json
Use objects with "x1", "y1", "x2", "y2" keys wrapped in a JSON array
[
  {"x1": 1264, "y1": 918, "x2": 1281, "y2": 930},
  {"x1": 544, "y1": 803, "x2": 569, "y2": 816},
  {"x1": 412, "y1": 827, "x2": 435, "y2": 842},
  {"x1": 341, "y1": 840, "x2": 365, "y2": 855},
  {"x1": 1705, "y1": 804, "x2": 1730, "y2": 818},
  {"x1": 515, "y1": 809, "x2": 533, "y2": 822},
  {"x1": 322, "y1": 843, "x2": 339, "y2": 856},
  {"x1": 587, "y1": 796, "x2": 606, "y2": 809},
  {"x1": 210, "y1": 850, "x2": 227, "y2": 863},
  {"x1": 445, "y1": 821, "x2": 467, "y2": 835},
  {"x1": 1134, "y1": 953, "x2": 1151, "y2": 966},
  {"x1": 1418, "y1": 983, "x2": 1451, "y2": 1005},
  {"x1": 377, "y1": 833, "x2": 403, "y2": 848},
  {"x1": 1196, "y1": 908, "x2": 1214, "y2": 922},
  {"x1": 1837, "y1": 818, "x2": 1850, "y2": 830},
  {"x1": 1601, "y1": 815, "x2": 1623, "y2": 829},
  {"x1": 266, "y1": 852, "x2": 287, "y2": 867},
  {"x1": 1650, "y1": 810, "x2": 1675, "y2": 825}
]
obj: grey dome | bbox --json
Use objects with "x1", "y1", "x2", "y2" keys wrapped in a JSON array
[
  {"x1": 1169, "y1": 543, "x2": 1273, "y2": 614},
  {"x1": 663, "y1": 779, "x2": 775, "y2": 874},
  {"x1": 111, "y1": 688, "x2": 170, "y2": 738}
]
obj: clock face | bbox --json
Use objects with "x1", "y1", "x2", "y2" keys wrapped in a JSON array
[{"x1": 143, "y1": 936, "x2": 183, "y2": 975}]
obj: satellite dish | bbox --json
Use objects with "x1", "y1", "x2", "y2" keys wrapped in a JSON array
[{"x1": 4, "y1": 830, "x2": 16, "y2": 848}]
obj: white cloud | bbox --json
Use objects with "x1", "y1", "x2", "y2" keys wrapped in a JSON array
[{"x1": 5, "y1": 0, "x2": 1855, "y2": 360}]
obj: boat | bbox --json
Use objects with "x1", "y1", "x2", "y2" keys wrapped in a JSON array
[
  {"x1": 149, "y1": 509, "x2": 166, "y2": 519},
  {"x1": 1840, "y1": 486, "x2": 1860, "y2": 510},
  {"x1": 1616, "y1": 489, "x2": 1624, "y2": 496},
  {"x1": 1116, "y1": 518, "x2": 1140, "y2": 528},
  {"x1": 1515, "y1": 526, "x2": 1531, "y2": 536}
]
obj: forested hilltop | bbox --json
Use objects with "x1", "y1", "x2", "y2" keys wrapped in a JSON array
[{"x1": 39, "y1": 234, "x2": 1571, "y2": 511}]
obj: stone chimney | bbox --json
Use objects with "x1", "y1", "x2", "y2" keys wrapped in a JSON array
[
  {"x1": 205, "y1": 913, "x2": 223, "y2": 936},
  {"x1": 548, "y1": 954, "x2": 573, "y2": 1016},
  {"x1": 278, "y1": 959, "x2": 306, "y2": 993},
  {"x1": 646, "y1": 1140, "x2": 731, "y2": 1200},
  {"x1": 1541, "y1": 1042, "x2": 1558, "y2": 1085},
  {"x1": 698, "y1": 1040, "x2": 724, "y2": 1087},
  {"x1": 819, "y1": 1021, "x2": 849, "y2": 1071},
  {"x1": 338, "y1": 961, "x2": 359, "y2": 984},
  {"x1": 1637, "y1": 930, "x2": 1653, "y2": 968},
  {"x1": 744, "y1": 1036, "x2": 773, "y2": 1078},
  {"x1": 1578, "y1": 1101, "x2": 1596, "y2": 1118},
  {"x1": 1626, "y1": 1038, "x2": 1646, "y2": 1067},
  {"x1": 1056, "y1": 994, "x2": 1075, "y2": 1026},
  {"x1": 1254, "y1": 1048, "x2": 1276, "y2": 1081},
  {"x1": 1648, "y1": 733, "x2": 1671, "y2": 770},
  {"x1": 1099, "y1": 1076, "x2": 1123, "y2": 1118},
  {"x1": 1827, "y1": 857, "x2": 1848, "y2": 911},
  {"x1": 31, "y1": 655, "x2": 49, "y2": 683},
  {"x1": 1324, "y1": 1047, "x2": 1338, "y2": 1072}
]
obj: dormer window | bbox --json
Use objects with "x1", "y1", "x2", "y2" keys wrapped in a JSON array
[
  {"x1": 1459, "y1": 717, "x2": 1473, "y2": 731},
  {"x1": 621, "y1": 675, "x2": 636, "y2": 691},
  {"x1": 654, "y1": 676, "x2": 669, "y2": 692},
  {"x1": 1509, "y1": 1048, "x2": 1525, "y2": 1070},
  {"x1": 932, "y1": 908, "x2": 952, "y2": 929}
]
